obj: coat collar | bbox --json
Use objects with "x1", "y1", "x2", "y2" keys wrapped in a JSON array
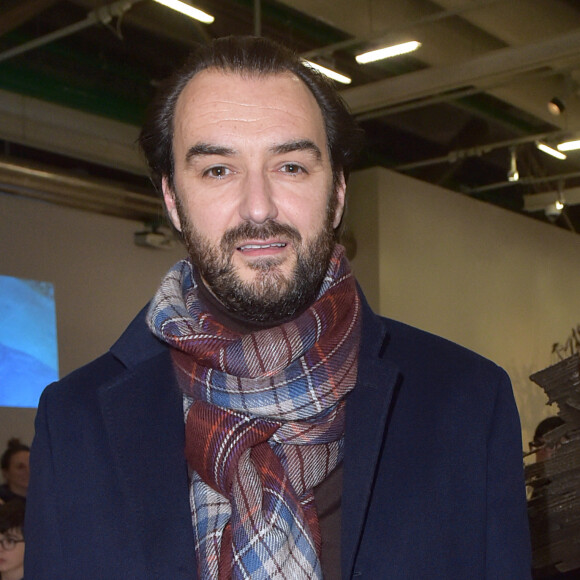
[
  {"x1": 109, "y1": 303, "x2": 165, "y2": 367},
  {"x1": 341, "y1": 291, "x2": 400, "y2": 578}
]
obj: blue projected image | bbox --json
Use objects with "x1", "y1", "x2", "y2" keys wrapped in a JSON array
[{"x1": 0, "y1": 275, "x2": 58, "y2": 407}]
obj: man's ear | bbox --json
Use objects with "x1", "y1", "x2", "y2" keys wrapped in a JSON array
[
  {"x1": 161, "y1": 177, "x2": 182, "y2": 232},
  {"x1": 333, "y1": 172, "x2": 347, "y2": 229}
]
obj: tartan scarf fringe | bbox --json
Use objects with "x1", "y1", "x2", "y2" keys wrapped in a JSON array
[{"x1": 147, "y1": 245, "x2": 361, "y2": 580}]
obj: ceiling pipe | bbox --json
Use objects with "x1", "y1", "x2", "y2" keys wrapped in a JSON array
[
  {"x1": 467, "y1": 169, "x2": 580, "y2": 195},
  {"x1": 394, "y1": 130, "x2": 567, "y2": 172},
  {"x1": 0, "y1": 0, "x2": 144, "y2": 64},
  {"x1": 0, "y1": 157, "x2": 162, "y2": 221}
]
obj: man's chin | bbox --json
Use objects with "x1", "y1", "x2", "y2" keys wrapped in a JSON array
[
  {"x1": 234, "y1": 255, "x2": 295, "y2": 281},
  {"x1": 210, "y1": 262, "x2": 301, "y2": 321}
]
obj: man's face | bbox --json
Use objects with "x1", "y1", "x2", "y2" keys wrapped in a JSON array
[{"x1": 163, "y1": 69, "x2": 346, "y2": 323}]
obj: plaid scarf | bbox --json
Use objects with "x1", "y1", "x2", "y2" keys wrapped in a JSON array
[{"x1": 147, "y1": 245, "x2": 361, "y2": 580}]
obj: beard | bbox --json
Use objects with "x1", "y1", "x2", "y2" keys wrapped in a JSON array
[{"x1": 174, "y1": 191, "x2": 338, "y2": 324}]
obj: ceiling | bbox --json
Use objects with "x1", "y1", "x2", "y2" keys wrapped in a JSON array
[{"x1": 2, "y1": 0, "x2": 580, "y2": 233}]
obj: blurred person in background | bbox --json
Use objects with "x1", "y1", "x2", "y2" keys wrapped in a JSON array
[
  {"x1": 530, "y1": 416, "x2": 565, "y2": 462},
  {"x1": 0, "y1": 440, "x2": 29, "y2": 504},
  {"x1": 0, "y1": 500, "x2": 25, "y2": 580}
]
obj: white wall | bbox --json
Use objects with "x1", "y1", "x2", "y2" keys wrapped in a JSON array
[
  {"x1": 0, "y1": 192, "x2": 186, "y2": 447},
  {"x1": 346, "y1": 167, "x2": 580, "y2": 449}
]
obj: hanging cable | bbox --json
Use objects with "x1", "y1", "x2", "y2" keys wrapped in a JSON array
[
  {"x1": 0, "y1": 0, "x2": 144, "y2": 63},
  {"x1": 507, "y1": 147, "x2": 519, "y2": 182},
  {"x1": 254, "y1": 0, "x2": 261, "y2": 37}
]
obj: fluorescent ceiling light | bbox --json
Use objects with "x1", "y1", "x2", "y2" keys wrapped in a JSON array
[
  {"x1": 557, "y1": 139, "x2": 580, "y2": 151},
  {"x1": 536, "y1": 142, "x2": 567, "y2": 160},
  {"x1": 302, "y1": 60, "x2": 351, "y2": 84},
  {"x1": 355, "y1": 41, "x2": 421, "y2": 64},
  {"x1": 152, "y1": 0, "x2": 214, "y2": 23}
]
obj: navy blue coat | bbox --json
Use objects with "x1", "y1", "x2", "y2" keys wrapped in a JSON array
[{"x1": 25, "y1": 295, "x2": 531, "y2": 579}]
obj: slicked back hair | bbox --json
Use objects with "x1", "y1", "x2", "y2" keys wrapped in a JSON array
[{"x1": 139, "y1": 35, "x2": 364, "y2": 195}]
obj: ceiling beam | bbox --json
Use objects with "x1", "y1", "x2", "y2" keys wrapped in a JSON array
[
  {"x1": 299, "y1": 0, "x2": 504, "y2": 60},
  {"x1": 340, "y1": 28, "x2": 580, "y2": 116},
  {"x1": 0, "y1": 89, "x2": 145, "y2": 176},
  {"x1": 524, "y1": 187, "x2": 580, "y2": 212}
]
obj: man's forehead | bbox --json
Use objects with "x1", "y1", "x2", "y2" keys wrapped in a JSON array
[
  {"x1": 176, "y1": 68, "x2": 322, "y2": 120},
  {"x1": 173, "y1": 68, "x2": 328, "y2": 152}
]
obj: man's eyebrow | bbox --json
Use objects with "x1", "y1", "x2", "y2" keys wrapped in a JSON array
[
  {"x1": 270, "y1": 139, "x2": 322, "y2": 161},
  {"x1": 185, "y1": 143, "x2": 237, "y2": 162}
]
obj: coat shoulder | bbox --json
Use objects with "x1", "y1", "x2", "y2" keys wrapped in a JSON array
[
  {"x1": 378, "y1": 314, "x2": 506, "y2": 380},
  {"x1": 41, "y1": 304, "x2": 168, "y2": 405}
]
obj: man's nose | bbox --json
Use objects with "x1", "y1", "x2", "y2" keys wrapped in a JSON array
[{"x1": 238, "y1": 172, "x2": 278, "y2": 224}]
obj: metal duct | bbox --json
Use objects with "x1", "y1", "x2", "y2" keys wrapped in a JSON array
[{"x1": 0, "y1": 157, "x2": 163, "y2": 222}]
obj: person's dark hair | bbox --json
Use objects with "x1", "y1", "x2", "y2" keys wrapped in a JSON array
[
  {"x1": 0, "y1": 500, "x2": 25, "y2": 535},
  {"x1": 1, "y1": 438, "x2": 30, "y2": 471},
  {"x1": 533, "y1": 416, "x2": 565, "y2": 444},
  {"x1": 139, "y1": 35, "x2": 364, "y2": 196}
]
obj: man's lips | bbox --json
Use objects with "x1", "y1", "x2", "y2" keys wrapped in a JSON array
[{"x1": 237, "y1": 241, "x2": 288, "y2": 252}]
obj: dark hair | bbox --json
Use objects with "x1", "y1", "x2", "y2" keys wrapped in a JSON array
[
  {"x1": 139, "y1": 35, "x2": 364, "y2": 195},
  {"x1": 533, "y1": 416, "x2": 565, "y2": 444},
  {"x1": 0, "y1": 500, "x2": 25, "y2": 535},
  {"x1": 1, "y1": 438, "x2": 30, "y2": 471}
]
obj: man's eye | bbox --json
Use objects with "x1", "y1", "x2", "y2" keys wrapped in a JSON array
[
  {"x1": 281, "y1": 163, "x2": 305, "y2": 174},
  {"x1": 204, "y1": 166, "x2": 230, "y2": 178}
]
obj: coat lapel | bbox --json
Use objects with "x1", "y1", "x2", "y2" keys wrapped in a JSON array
[
  {"x1": 98, "y1": 347, "x2": 197, "y2": 579},
  {"x1": 341, "y1": 297, "x2": 400, "y2": 579}
]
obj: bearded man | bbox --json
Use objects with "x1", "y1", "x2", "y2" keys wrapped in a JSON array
[{"x1": 25, "y1": 36, "x2": 531, "y2": 579}]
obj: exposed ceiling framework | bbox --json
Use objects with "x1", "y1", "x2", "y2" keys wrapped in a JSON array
[{"x1": 1, "y1": 0, "x2": 580, "y2": 233}]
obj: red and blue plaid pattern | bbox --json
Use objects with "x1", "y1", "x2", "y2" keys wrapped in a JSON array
[{"x1": 148, "y1": 245, "x2": 360, "y2": 579}]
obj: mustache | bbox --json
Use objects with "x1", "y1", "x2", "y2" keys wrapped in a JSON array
[{"x1": 220, "y1": 221, "x2": 302, "y2": 252}]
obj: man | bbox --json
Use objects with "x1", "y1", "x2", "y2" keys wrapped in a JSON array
[{"x1": 25, "y1": 36, "x2": 531, "y2": 579}]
